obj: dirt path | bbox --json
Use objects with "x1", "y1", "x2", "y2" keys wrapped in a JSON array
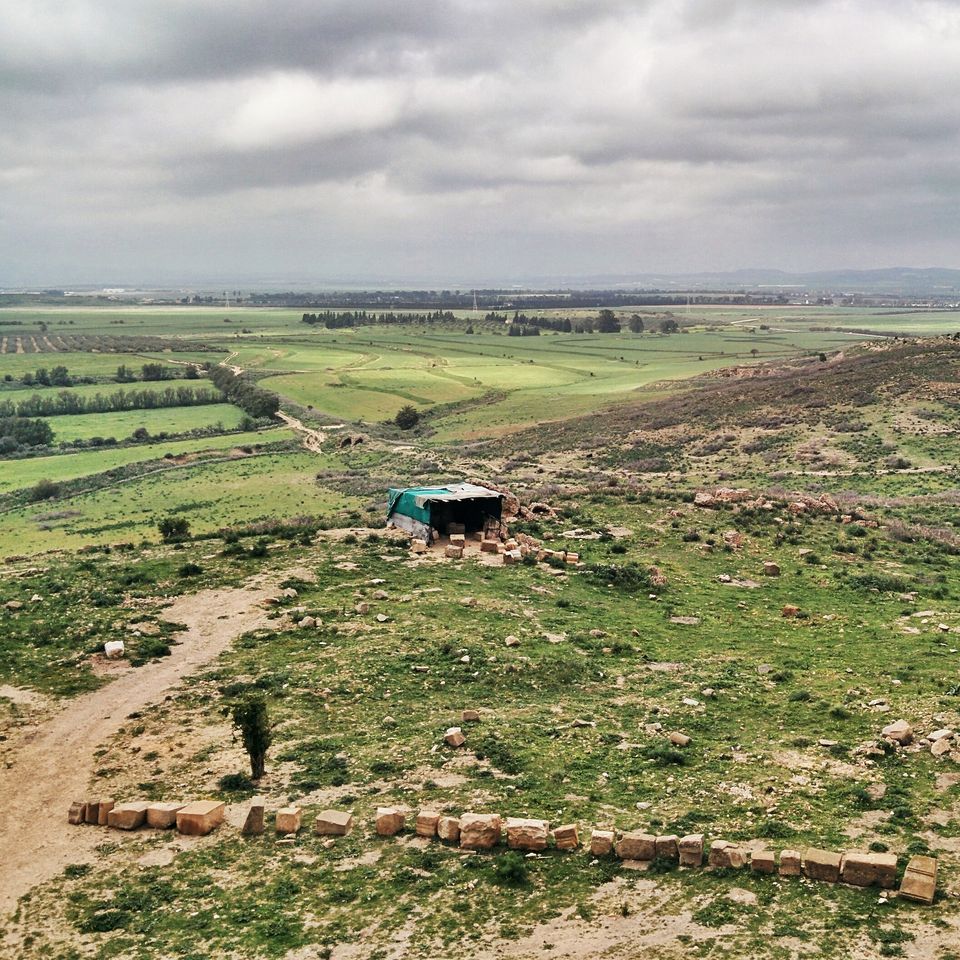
[{"x1": 0, "y1": 567, "x2": 307, "y2": 919}]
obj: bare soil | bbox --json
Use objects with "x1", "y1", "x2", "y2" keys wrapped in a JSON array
[{"x1": 0, "y1": 565, "x2": 312, "y2": 919}]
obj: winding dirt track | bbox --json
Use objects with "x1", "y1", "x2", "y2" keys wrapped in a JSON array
[{"x1": 0, "y1": 569, "x2": 302, "y2": 918}]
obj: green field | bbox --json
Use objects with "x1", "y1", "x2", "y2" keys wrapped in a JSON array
[
  {"x1": 0, "y1": 427, "x2": 291, "y2": 494},
  {"x1": 46, "y1": 403, "x2": 248, "y2": 443},
  {"x1": 0, "y1": 448, "x2": 358, "y2": 554}
]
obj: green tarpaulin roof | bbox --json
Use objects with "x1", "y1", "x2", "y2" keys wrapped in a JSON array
[{"x1": 387, "y1": 483, "x2": 502, "y2": 523}]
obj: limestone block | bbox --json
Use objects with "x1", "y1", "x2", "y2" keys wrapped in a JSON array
[
  {"x1": 762, "y1": 561, "x2": 781, "y2": 576},
  {"x1": 655, "y1": 835, "x2": 679, "y2": 860},
  {"x1": 68, "y1": 802, "x2": 87, "y2": 825},
  {"x1": 97, "y1": 800, "x2": 114, "y2": 826},
  {"x1": 376, "y1": 807, "x2": 405, "y2": 836},
  {"x1": 590, "y1": 829, "x2": 615, "y2": 856},
  {"x1": 678, "y1": 834, "x2": 704, "y2": 867},
  {"x1": 840, "y1": 851, "x2": 898, "y2": 888},
  {"x1": 108, "y1": 801, "x2": 150, "y2": 830},
  {"x1": 411, "y1": 539, "x2": 428, "y2": 554},
  {"x1": 668, "y1": 732, "x2": 691, "y2": 747},
  {"x1": 751, "y1": 850, "x2": 776, "y2": 874},
  {"x1": 315, "y1": 809, "x2": 353, "y2": 836},
  {"x1": 480, "y1": 540, "x2": 500, "y2": 553},
  {"x1": 506, "y1": 817, "x2": 550, "y2": 851},
  {"x1": 899, "y1": 856, "x2": 937, "y2": 905},
  {"x1": 803, "y1": 847, "x2": 842, "y2": 883},
  {"x1": 176, "y1": 800, "x2": 225, "y2": 836},
  {"x1": 779, "y1": 849, "x2": 802, "y2": 876},
  {"x1": 445, "y1": 545, "x2": 463, "y2": 559},
  {"x1": 84, "y1": 800, "x2": 101, "y2": 825},
  {"x1": 615, "y1": 831, "x2": 656, "y2": 861},
  {"x1": 276, "y1": 806, "x2": 302, "y2": 835},
  {"x1": 459, "y1": 813, "x2": 502, "y2": 849},
  {"x1": 708, "y1": 840, "x2": 746, "y2": 868},
  {"x1": 462, "y1": 709, "x2": 480, "y2": 722},
  {"x1": 554, "y1": 823, "x2": 580, "y2": 851},
  {"x1": 444, "y1": 726, "x2": 466, "y2": 747},
  {"x1": 449, "y1": 534, "x2": 465, "y2": 546},
  {"x1": 104, "y1": 640, "x2": 125, "y2": 659},
  {"x1": 416, "y1": 811, "x2": 441, "y2": 838},
  {"x1": 242, "y1": 797, "x2": 266, "y2": 836},
  {"x1": 437, "y1": 816, "x2": 460, "y2": 843},
  {"x1": 146, "y1": 802, "x2": 184, "y2": 829},
  {"x1": 565, "y1": 553, "x2": 579, "y2": 565}
]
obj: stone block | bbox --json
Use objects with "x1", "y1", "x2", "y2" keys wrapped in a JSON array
[
  {"x1": 84, "y1": 800, "x2": 100, "y2": 825},
  {"x1": 242, "y1": 797, "x2": 266, "y2": 836},
  {"x1": 480, "y1": 539, "x2": 500, "y2": 553},
  {"x1": 553, "y1": 823, "x2": 580, "y2": 851},
  {"x1": 108, "y1": 801, "x2": 150, "y2": 830},
  {"x1": 416, "y1": 811, "x2": 441, "y2": 838},
  {"x1": 899, "y1": 856, "x2": 937, "y2": 905},
  {"x1": 97, "y1": 800, "x2": 114, "y2": 826},
  {"x1": 445, "y1": 545, "x2": 463, "y2": 559},
  {"x1": 504, "y1": 539, "x2": 518, "y2": 551},
  {"x1": 668, "y1": 732, "x2": 691, "y2": 747},
  {"x1": 449, "y1": 534, "x2": 465, "y2": 546},
  {"x1": 276, "y1": 806, "x2": 302, "y2": 835},
  {"x1": 708, "y1": 840, "x2": 746, "y2": 868},
  {"x1": 444, "y1": 726, "x2": 466, "y2": 747},
  {"x1": 779, "y1": 849, "x2": 802, "y2": 876},
  {"x1": 565, "y1": 553, "x2": 579, "y2": 565},
  {"x1": 762, "y1": 561, "x2": 780, "y2": 576},
  {"x1": 803, "y1": 847, "x2": 842, "y2": 883},
  {"x1": 590, "y1": 829, "x2": 615, "y2": 856},
  {"x1": 462, "y1": 709, "x2": 480, "y2": 722},
  {"x1": 376, "y1": 807, "x2": 405, "y2": 836},
  {"x1": 147, "y1": 802, "x2": 184, "y2": 829},
  {"x1": 437, "y1": 816, "x2": 460, "y2": 843},
  {"x1": 459, "y1": 813, "x2": 502, "y2": 849},
  {"x1": 410, "y1": 539, "x2": 428, "y2": 554},
  {"x1": 315, "y1": 810, "x2": 353, "y2": 836},
  {"x1": 176, "y1": 800, "x2": 225, "y2": 836},
  {"x1": 840, "y1": 851, "x2": 898, "y2": 888},
  {"x1": 931, "y1": 738, "x2": 952, "y2": 758},
  {"x1": 751, "y1": 850, "x2": 776, "y2": 874},
  {"x1": 615, "y1": 831, "x2": 656, "y2": 861},
  {"x1": 506, "y1": 817, "x2": 550, "y2": 851},
  {"x1": 678, "y1": 834, "x2": 704, "y2": 867},
  {"x1": 68, "y1": 802, "x2": 87, "y2": 825},
  {"x1": 655, "y1": 835, "x2": 679, "y2": 860}
]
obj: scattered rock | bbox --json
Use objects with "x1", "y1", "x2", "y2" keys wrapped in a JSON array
[
  {"x1": 882, "y1": 719, "x2": 913, "y2": 745},
  {"x1": 668, "y1": 732, "x2": 691, "y2": 747},
  {"x1": 104, "y1": 640, "x2": 125, "y2": 659},
  {"x1": 762, "y1": 561, "x2": 781, "y2": 577},
  {"x1": 444, "y1": 726, "x2": 466, "y2": 748},
  {"x1": 461, "y1": 709, "x2": 480, "y2": 722},
  {"x1": 504, "y1": 635, "x2": 520, "y2": 647}
]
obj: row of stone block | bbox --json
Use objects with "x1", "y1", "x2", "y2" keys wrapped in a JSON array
[
  {"x1": 266, "y1": 804, "x2": 354, "y2": 838},
  {"x1": 68, "y1": 799, "x2": 225, "y2": 836},
  {"x1": 371, "y1": 811, "x2": 935, "y2": 904},
  {"x1": 375, "y1": 809, "x2": 580, "y2": 851}
]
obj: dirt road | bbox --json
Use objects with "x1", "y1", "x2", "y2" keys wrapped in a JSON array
[{"x1": 0, "y1": 568, "x2": 305, "y2": 918}]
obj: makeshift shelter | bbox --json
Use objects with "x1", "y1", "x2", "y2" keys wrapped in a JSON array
[{"x1": 387, "y1": 483, "x2": 503, "y2": 543}]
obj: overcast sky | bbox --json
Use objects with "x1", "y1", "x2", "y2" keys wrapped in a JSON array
[{"x1": 2, "y1": 0, "x2": 959, "y2": 286}]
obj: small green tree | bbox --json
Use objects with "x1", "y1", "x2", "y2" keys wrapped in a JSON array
[
  {"x1": 157, "y1": 516, "x2": 190, "y2": 542},
  {"x1": 394, "y1": 404, "x2": 420, "y2": 430},
  {"x1": 230, "y1": 693, "x2": 272, "y2": 780}
]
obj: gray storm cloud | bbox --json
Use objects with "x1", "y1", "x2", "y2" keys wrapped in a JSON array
[{"x1": 1, "y1": 0, "x2": 958, "y2": 284}]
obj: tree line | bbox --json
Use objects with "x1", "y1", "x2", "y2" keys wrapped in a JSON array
[
  {"x1": 207, "y1": 366, "x2": 280, "y2": 419},
  {"x1": 302, "y1": 310, "x2": 457, "y2": 329},
  {"x1": 0, "y1": 385, "x2": 224, "y2": 418}
]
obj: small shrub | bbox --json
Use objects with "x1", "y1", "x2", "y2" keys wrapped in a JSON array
[{"x1": 494, "y1": 852, "x2": 529, "y2": 886}]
